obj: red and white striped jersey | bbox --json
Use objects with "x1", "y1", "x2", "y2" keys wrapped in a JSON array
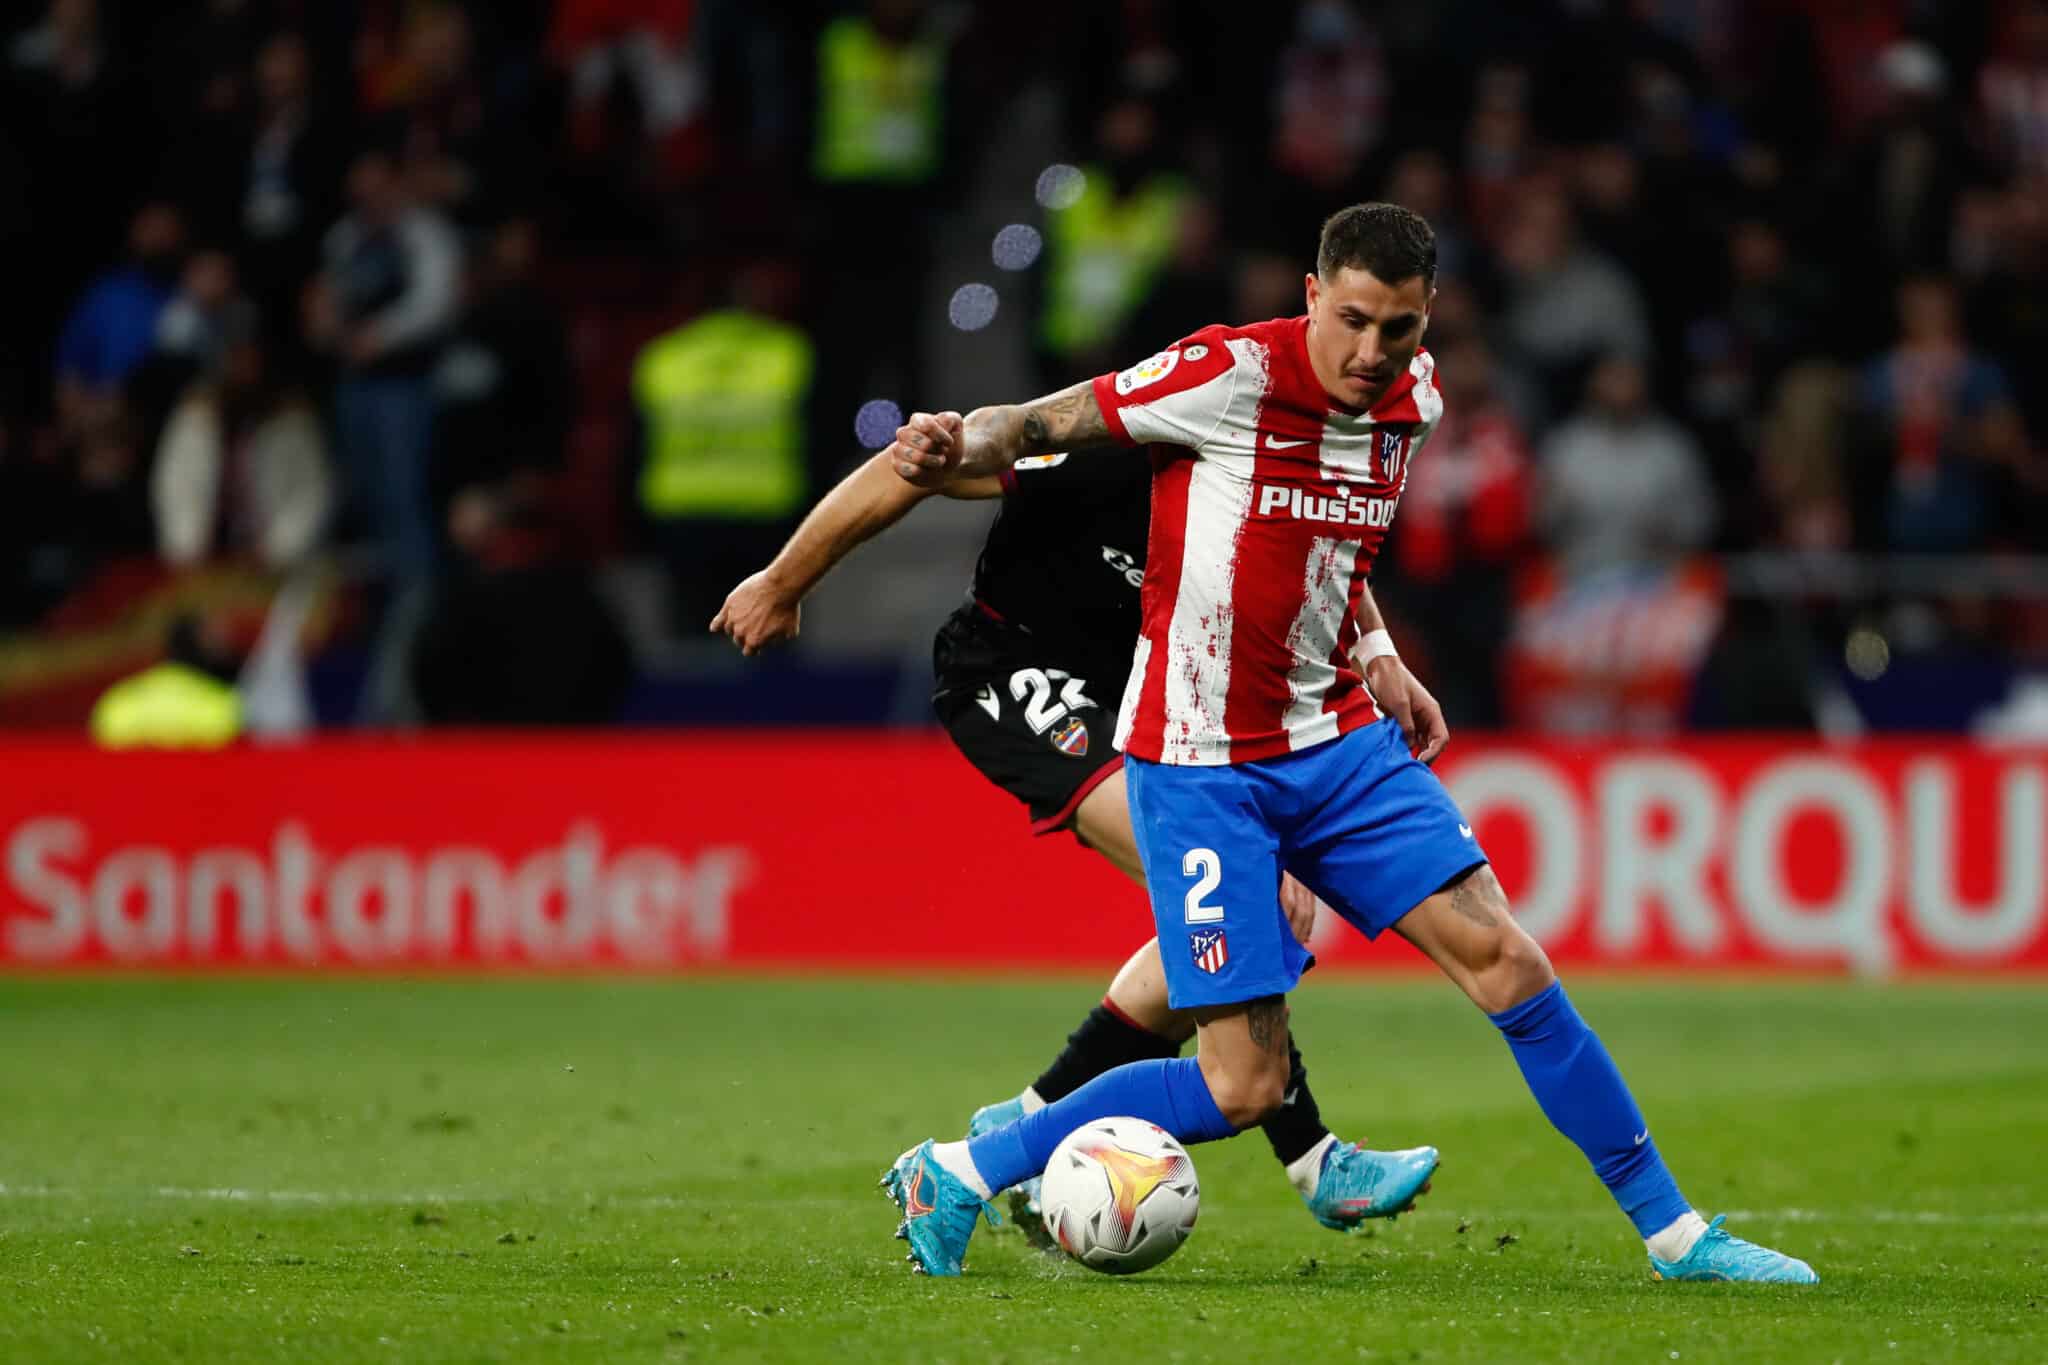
[{"x1": 1091, "y1": 315, "x2": 1443, "y2": 766}]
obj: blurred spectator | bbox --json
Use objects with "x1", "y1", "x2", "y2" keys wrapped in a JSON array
[
  {"x1": 308, "y1": 147, "x2": 461, "y2": 582},
  {"x1": 152, "y1": 331, "x2": 331, "y2": 571},
  {"x1": 1496, "y1": 184, "x2": 1653, "y2": 421},
  {"x1": 1791, "y1": 0, "x2": 1910, "y2": 139},
  {"x1": 147, "y1": 0, "x2": 262, "y2": 130},
  {"x1": 1683, "y1": 216, "x2": 1831, "y2": 524},
  {"x1": 1827, "y1": 38, "x2": 1978, "y2": 337},
  {"x1": 552, "y1": 0, "x2": 706, "y2": 181},
  {"x1": 0, "y1": 403, "x2": 150, "y2": 625},
  {"x1": 1711, "y1": 217, "x2": 1828, "y2": 399},
  {"x1": 1462, "y1": 63, "x2": 1537, "y2": 247},
  {"x1": 8, "y1": 0, "x2": 148, "y2": 288},
  {"x1": 367, "y1": 4, "x2": 506, "y2": 227},
  {"x1": 89, "y1": 610, "x2": 243, "y2": 749},
  {"x1": 1253, "y1": 1, "x2": 1389, "y2": 251},
  {"x1": 1121, "y1": 197, "x2": 1233, "y2": 349},
  {"x1": 152, "y1": 248, "x2": 252, "y2": 378},
  {"x1": 53, "y1": 201, "x2": 183, "y2": 427},
  {"x1": 1573, "y1": 137, "x2": 1727, "y2": 395},
  {"x1": 1233, "y1": 251, "x2": 1306, "y2": 327},
  {"x1": 811, "y1": 0, "x2": 947, "y2": 187},
  {"x1": 70, "y1": 405, "x2": 153, "y2": 550},
  {"x1": 1756, "y1": 362, "x2": 1856, "y2": 552},
  {"x1": 1855, "y1": 274, "x2": 2027, "y2": 552},
  {"x1": 124, "y1": 245, "x2": 256, "y2": 451},
  {"x1": 433, "y1": 218, "x2": 574, "y2": 503},
  {"x1": 411, "y1": 483, "x2": 632, "y2": 725},
  {"x1": 1383, "y1": 148, "x2": 1479, "y2": 290},
  {"x1": 807, "y1": 0, "x2": 953, "y2": 459},
  {"x1": 1383, "y1": 335, "x2": 1534, "y2": 726},
  {"x1": 1954, "y1": 180, "x2": 2048, "y2": 440},
  {"x1": 236, "y1": 31, "x2": 346, "y2": 328},
  {"x1": 1538, "y1": 353, "x2": 1716, "y2": 578},
  {"x1": 1977, "y1": 0, "x2": 2048, "y2": 175},
  {"x1": 1038, "y1": 96, "x2": 1193, "y2": 382},
  {"x1": 632, "y1": 262, "x2": 813, "y2": 630}
]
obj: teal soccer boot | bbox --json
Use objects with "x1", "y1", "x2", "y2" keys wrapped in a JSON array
[
  {"x1": 1303, "y1": 1140, "x2": 1439, "y2": 1230},
  {"x1": 880, "y1": 1140, "x2": 994, "y2": 1276},
  {"x1": 1649, "y1": 1215, "x2": 1819, "y2": 1284},
  {"x1": 968, "y1": 1095, "x2": 1050, "y2": 1246}
]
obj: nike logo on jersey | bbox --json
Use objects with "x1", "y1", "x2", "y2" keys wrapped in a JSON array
[
  {"x1": 1256, "y1": 483, "x2": 1400, "y2": 528},
  {"x1": 1459, "y1": 824, "x2": 1473, "y2": 839},
  {"x1": 975, "y1": 685, "x2": 1000, "y2": 720},
  {"x1": 1264, "y1": 436, "x2": 1311, "y2": 449},
  {"x1": 1633, "y1": 1130, "x2": 1650, "y2": 1146}
]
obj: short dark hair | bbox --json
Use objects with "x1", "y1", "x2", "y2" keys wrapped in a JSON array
[{"x1": 1317, "y1": 203, "x2": 1437, "y2": 289}]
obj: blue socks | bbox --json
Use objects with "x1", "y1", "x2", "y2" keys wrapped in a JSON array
[
  {"x1": 1489, "y1": 981, "x2": 1691, "y2": 1238},
  {"x1": 966, "y1": 1056, "x2": 1238, "y2": 1195},
  {"x1": 957, "y1": 980, "x2": 1687, "y2": 1240}
]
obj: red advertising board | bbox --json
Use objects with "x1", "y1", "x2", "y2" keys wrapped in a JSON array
[{"x1": 1, "y1": 734, "x2": 2043, "y2": 973}]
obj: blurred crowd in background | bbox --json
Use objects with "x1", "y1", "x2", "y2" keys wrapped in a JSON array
[{"x1": 2, "y1": 0, "x2": 2045, "y2": 739}]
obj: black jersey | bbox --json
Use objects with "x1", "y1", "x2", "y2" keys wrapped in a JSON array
[{"x1": 968, "y1": 448, "x2": 1151, "y2": 682}]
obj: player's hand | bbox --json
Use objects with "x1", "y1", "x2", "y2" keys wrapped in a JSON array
[
  {"x1": 1278, "y1": 873, "x2": 1323, "y2": 946},
  {"x1": 1364, "y1": 655, "x2": 1450, "y2": 765},
  {"x1": 887, "y1": 411, "x2": 965, "y2": 489},
  {"x1": 709, "y1": 570, "x2": 800, "y2": 655}
]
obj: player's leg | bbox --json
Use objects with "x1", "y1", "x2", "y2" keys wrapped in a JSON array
[
  {"x1": 1393, "y1": 869, "x2": 1816, "y2": 1282},
  {"x1": 984, "y1": 770, "x2": 1343, "y2": 1175},
  {"x1": 990, "y1": 767, "x2": 1370, "y2": 1190},
  {"x1": 1290, "y1": 718, "x2": 1815, "y2": 1283},
  {"x1": 885, "y1": 758, "x2": 1295, "y2": 1274},
  {"x1": 960, "y1": 768, "x2": 1188, "y2": 1237},
  {"x1": 888, "y1": 996, "x2": 1268, "y2": 1274},
  {"x1": 1066, "y1": 771, "x2": 1426, "y2": 1227}
]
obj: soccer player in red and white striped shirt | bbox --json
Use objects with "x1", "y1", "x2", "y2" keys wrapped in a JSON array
[{"x1": 879, "y1": 203, "x2": 1814, "y2": 1285}]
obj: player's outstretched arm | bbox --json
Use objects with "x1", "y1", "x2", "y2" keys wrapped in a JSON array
[
  {"x1": 888, "y1": 380, "x2": 1111, "y2": 488},
  {"x1": 1351, "y1": 581, "x2": 1450, "y2": 764},
  {"x1": 711, "y1": 452, "x2": 1000, "y2": 654}
]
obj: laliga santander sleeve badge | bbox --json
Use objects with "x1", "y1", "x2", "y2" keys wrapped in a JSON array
[{"x1": 1114, "y1": 347, "x2": 1181, "y2": 395}]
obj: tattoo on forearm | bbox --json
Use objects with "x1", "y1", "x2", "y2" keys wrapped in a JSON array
[
  {"x1": 1448, "y1": 871, "x2": 1500, "y2": 928},
  {"x1": 1019, "y1": 382, "x2": 1109, "y2": 451},
  {"x1": 1245, "y1": 996, "x2": 1289, "y2": 1055}
]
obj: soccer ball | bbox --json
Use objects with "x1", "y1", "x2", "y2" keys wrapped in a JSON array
[{"x1": 1039, "y1": 1116, "x2": 1199, "y2": 1274}]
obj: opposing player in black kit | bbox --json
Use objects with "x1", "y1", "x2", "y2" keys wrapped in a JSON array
[{"x1": 713, "y1": 444, "x2": 1439, "y2": 1237}]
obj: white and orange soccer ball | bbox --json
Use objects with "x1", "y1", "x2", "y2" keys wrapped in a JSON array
[{"x1": 1040, "y1": 1117, "x2": 1200, "y2": 1274}]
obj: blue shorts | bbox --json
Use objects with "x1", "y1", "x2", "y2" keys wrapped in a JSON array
[{"x1": 1125, "y1": 718, "x2": 1488, "y2": 1010}]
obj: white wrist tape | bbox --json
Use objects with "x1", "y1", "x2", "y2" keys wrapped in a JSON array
[{"x1": 1354, "y1": 629, "x2": 1397, "y2": 665}]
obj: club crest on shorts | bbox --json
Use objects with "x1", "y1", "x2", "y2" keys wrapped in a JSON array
[
  {"x1": 1050, "y1": 715, "x2": 1089, "y2": 757},
  {"x1": 1189, "y1": 929, "x2": 1228, "y2": 974}
]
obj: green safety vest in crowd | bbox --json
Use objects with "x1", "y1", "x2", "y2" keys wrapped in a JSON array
[
  {"x1": 634, "y1": 310, "x2": 814, "y2": 522},
  {"x1": 1040, "y1": 168, "x2": 1191, "y2": 358},
  {"x1": 812, "y1": 16, "x2": 944, "y2": 185},
  {"x1": 90, "y1": 662, "x2": 242, "y2": 750}
]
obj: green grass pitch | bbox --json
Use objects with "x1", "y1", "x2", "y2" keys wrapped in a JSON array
[{"x1": 2, "y1": 974, "x2": 2044, "y2": 1363}]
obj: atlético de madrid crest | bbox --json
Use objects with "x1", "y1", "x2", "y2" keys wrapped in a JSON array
[{"x1": 1050, "y1": 716, "x2": 1089, "y2": 757}]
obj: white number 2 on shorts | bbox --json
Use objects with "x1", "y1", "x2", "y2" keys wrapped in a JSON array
[{"x1": 1182, "y1": 848, "x2": 1224, "y2": 924}]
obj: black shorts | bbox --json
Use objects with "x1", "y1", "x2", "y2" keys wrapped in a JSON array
[{"x1": 932, "y1": 605, "x2": 1129, "y2": 835}]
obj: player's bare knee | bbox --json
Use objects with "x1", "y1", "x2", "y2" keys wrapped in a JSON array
[
  {"x1": 1462, "y1": 920, "x2": 1555, "y2": 1014},
  {"x1": 1429, "y1": 867, "x2": 1545, "y2": 1012},
  {"x1": 1200, "y1": 1055, "x2": 1287, "y2": 1128},
  {"x1": 1194, "y1": 1031, "x2": 1289, "y2": 1127},
  {"x1": 1493, "y1": 926, "x2": 1556, "y2": 1008}
]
